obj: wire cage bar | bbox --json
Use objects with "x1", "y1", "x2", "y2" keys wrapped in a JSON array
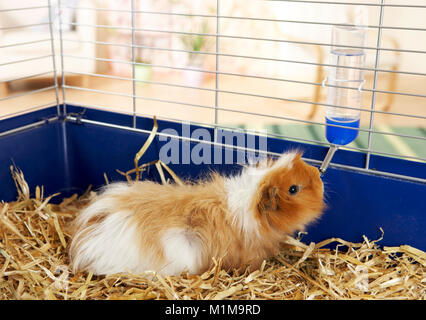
[
  {"x1": 0, "y1": 0, "x2": 425, "y2": 184},
  {"x1": 365, "y1": 0, "x2": 385, "y2": 169}
]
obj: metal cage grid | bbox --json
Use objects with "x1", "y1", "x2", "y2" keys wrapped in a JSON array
[{"x1": 0, "y1": 0, "x2": 425, "y2": 184}]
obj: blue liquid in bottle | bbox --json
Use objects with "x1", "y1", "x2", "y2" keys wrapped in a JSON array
[{"x1": 325, "y1": 116, "x2": 360, "y2": 145}]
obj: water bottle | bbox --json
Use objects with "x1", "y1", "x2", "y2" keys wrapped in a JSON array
[{"x1": 325, "y1": 25, "x2": 367, "y2": 145}]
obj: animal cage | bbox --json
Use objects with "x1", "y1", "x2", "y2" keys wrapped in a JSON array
[{"x1": 0, "y1": 0, "x2": 425, "y2": 253}]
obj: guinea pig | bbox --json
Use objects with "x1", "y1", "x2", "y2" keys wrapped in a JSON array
[{"x1": 69, "y1": 151, "x2": 324, "y2": 276}]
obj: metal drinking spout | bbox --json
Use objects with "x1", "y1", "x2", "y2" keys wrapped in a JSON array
[{"x1": 319, "y1": 144, "x2": 339, "y2": 177}]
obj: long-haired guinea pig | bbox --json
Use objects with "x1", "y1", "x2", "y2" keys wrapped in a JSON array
[{"x1": 69, "y1": 151, "x2": 324, "y2": 276}]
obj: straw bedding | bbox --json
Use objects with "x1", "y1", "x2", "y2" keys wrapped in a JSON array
[{"x1": 1, "y1": 166, "x2": 425, "y2": 300}]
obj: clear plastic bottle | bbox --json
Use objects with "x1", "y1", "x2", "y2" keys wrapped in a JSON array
[{"x1": 325, "y1": 25, "x2": 367, "y2": 145}]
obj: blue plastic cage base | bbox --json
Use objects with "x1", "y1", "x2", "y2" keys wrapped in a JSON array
[{"x1": 1, "y1": 105, "x2": 425, "y2": 250}]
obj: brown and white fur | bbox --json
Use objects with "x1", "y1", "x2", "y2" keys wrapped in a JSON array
[{"x1": 69, "y1": 151, "x2": 324, "y2": 276}]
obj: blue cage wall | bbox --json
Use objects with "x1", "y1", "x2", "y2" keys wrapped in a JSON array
[{"x1": 1, "y1": 105, "x2": 425, "y2": 251}]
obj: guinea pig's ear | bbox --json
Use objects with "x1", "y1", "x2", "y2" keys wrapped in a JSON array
[{"x1": 257, "y1": 184, "x2": 280, "y2": 215}]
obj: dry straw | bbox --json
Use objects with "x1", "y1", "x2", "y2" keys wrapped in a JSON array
[{"x1": 1, "y1": 119, "x2": 425, "y2": 300}]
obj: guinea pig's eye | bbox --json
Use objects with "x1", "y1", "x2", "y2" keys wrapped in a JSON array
[{"x1": 288, "y1": 185, "x2": 300, "y2": 195}]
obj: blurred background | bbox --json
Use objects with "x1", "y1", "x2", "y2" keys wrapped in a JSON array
[{"x1": 0, "y1": 0, "x2": 425, "y2": 161}]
